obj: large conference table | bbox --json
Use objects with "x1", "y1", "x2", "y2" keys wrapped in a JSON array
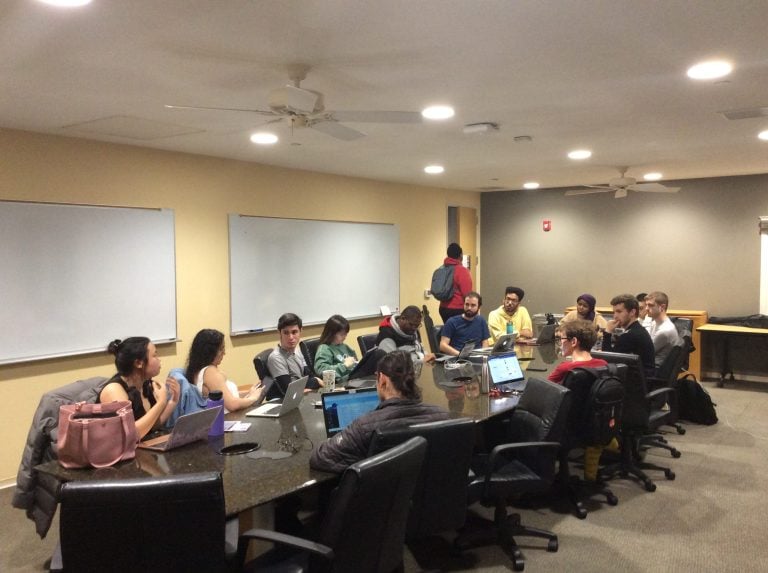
[{"x1": 36, "y1": 343, "x2": 559, "y2": 518}]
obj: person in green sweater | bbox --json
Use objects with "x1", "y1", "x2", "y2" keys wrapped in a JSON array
[{"x1": 314, "y1": 315, "x2": 358, "y2": 382}]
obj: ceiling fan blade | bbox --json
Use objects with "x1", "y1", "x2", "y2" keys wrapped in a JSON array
[
  {"x1": 330, "y1": 111, "x2": 422, "y2": 124},
  {"x1": 165, "y1": 104, "x2": 277, "y2": 116},
  {"x1": 629, "y1": 183, "x2": 681, "y2": 193},
  {"x1": 310, "y1": 120, "x2": 366, "y2": 141},
  {"x1": 564, "y1": 188, "x2": 611, "y2": 196},
  {"x1": 583, "y1": 184, "x2": 615, "y2": 190},
  {"x1": 614, "y1": 188, "x2": 628, "y2": 199}
]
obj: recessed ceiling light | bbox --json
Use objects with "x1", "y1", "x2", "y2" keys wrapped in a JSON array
[
  {"x1": 687, "y1": 59, "x2": 733, "y2": 80},
  {"x1": 424, "y1": 165, "x2": 444, "y2": 174},
  {"x1": 758, "y1": 130, "x2": 768, "y2": 141},
  {"x1": 250, "y1": 132, "x2": 278, "y2": 145},
  {"x1": 523, "y1": 182, "x2": 540, "y2": 189},
  {"x1": 38, "y1": 0, "x2": 92, "y2": 6},
  {"x1": 421, "y1": 106, "x2": 455, "y2": 120},
  {"x1": 567, "y1": 149, "x2": 592, "y2": 160},
  {"x1": 643, "y1": 172, "x2": 663, "y2": 181}
]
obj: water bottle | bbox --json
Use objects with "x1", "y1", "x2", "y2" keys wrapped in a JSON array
[
  {"x1": 206, "y1": 390, "x2": 225, "y2": 437},
  {"x1": 506, "y1": 320, "x2": 514, "y2": 335}
]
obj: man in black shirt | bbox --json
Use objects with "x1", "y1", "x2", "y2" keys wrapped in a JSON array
[{"x1": 602, "y1": 293, "x2": 656, "y2": 377}]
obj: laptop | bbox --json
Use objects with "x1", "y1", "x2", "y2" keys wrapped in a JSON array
[
  {"x1": 321, "y1": 388, "x2": 380, "y2": 437},
  {"x1": 525, "y1": 323, "x2": 557, "y2": 345},
  {"x1": 435, "y1": 339, "x2": 477, "y2": 363},
  {"x1": 246, "y1": 377, "x2": 307, "y2": 418},
  {"x1": 137, "y1": 406, "x2": 221, "y2": 452},
  {"x1": 487, "y1": 351, "x2": 526, "y2": 390}
]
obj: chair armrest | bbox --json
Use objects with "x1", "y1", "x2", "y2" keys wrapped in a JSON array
[
  {"x1": 239, "y1": 528, "x2": 334, "y2": 560},
  {"x1": 488, "y1": 441, "x2": 561, "y2": 471},
  {"x1": 647, "y1": 387, "x2": 674, "y2": 400}
]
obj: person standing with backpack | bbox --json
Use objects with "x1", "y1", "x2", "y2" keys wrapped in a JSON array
[{"x1": 434, "y1": 243, "x2": 473, "y2": 323}]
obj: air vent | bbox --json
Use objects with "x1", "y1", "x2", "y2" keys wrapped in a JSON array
[
  {"x1": 719, "y1": 107, "x2": 768, "y2": 120},
  {"x1": 477, "y1": 186, "x2": 510, "y2": 192}
]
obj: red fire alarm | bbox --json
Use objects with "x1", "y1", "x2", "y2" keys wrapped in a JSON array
[{"x1": 543, "y1": 219, "x2": 551, "y2": 232}]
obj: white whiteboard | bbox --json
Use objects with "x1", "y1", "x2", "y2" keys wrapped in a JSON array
[
  {"x1": 0, "y1": 201, "x2": 177, "y2": 364},
  {"x1": 229, "y1": 215, "x2": 399, "y2": 334}
]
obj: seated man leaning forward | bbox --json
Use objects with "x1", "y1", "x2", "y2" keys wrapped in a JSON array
[
  {"x1": 440, "y1": 291, "x2": 491, "y2": 355},
  {"x1": 602, "y1": 293, "x2": 656, "y2": 378},
  {"x1": 487, "y1": 286, "x2": 533, "y2": 342},
  {"x1": 310, "y1": 350, "x2": 449, "y2": 473},
  {"x1": 266, "y1": 313, "x2": 322, "y2": 400},
  {"x1": 376, "y1": 305, "x2": 435, "y2": 364}
]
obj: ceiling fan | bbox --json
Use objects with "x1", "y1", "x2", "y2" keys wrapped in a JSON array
[
  {"x1": 165, "y1": 64, "x2": 422, "y2": 141},
  {"x1": 564, "y1": 167, "x2": 681, "y2": 199}
]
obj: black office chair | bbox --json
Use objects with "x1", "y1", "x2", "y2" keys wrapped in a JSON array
[
  {"x1": 301, "y1": 337, "x2": 321, "y2": 373},
  {"x1": 456, "y1": 377, "x2": 572, "y2": 571},
  {"x1": 645, "y1": 340, "x2": 688, "y2": 438},
  {"x1": 253, "y1": 348, "x2": 274, "y2": 382},
  {"x1": 369, "y1": 418, "x2": 476, "y2": 569},
  {"x1": 560, "y1": 365, "x2": 626, "y2": 518},
  {"x1": 592, "y1": 351, "x2": 677, "y2": 492},
  {"x1": 671, "y1": 317, "x2": 695, "y2": 373},
  {"x1": 357, "y1": 333, "x2": 378, "y2": 356},
  {"x1": 421, "y1": 305, "x2": 442, "y2": 354},
  {"x1": 241, "y1": 436, "x2": 428, "y2": 573},
  {"x1": 54, "y1": 472, "x2": 235, "y2": 572}
]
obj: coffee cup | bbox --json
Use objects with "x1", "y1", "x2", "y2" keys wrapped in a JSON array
[{"x1": 322, "y1": 370, "x2": 336, "y2": 392}]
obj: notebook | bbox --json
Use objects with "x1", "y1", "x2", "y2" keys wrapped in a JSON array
[
  {"x1": 137, "y1": 406, "x2": 222, "y2": 452},
  {"x1": 487, "y1": 352, "x2": 526, "y2": 387},
  {"x1": 321, "y1": 388, "x2": 380, "y2": 437},
  {"x1": 246, "y1": 377, "x2": 307, "y2": 418},
  {"x1": 435, "y1": 339, "x2": 477, "y2": 363}
]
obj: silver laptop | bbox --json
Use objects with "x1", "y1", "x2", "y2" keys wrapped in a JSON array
[
  {"x1": 527, "y1": 324, "x2": 557, "y2": 345},
  {"x1": 435, "y1": 339, "x2": 477, "y2": 363},
  {"x1": 137, "y1": 406, "x2": 221, "y2": 452},
  {"x1": 246, "y1": 376, "x2": 307, "y2": 418}
]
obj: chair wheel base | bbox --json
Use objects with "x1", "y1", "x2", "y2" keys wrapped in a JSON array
[
  {"x1": 547, "y1": 538, "x2": 559, "y2": 552},
  {"x1": 644, "y1": 480, "x2": 657, "y2": 492},
  {"x1": 607, "y1": 494, "x2": 619, "y2": 506},
  {"x1": 665, "y1": 469, "x2": 676, "y2": 480},
  {"x1": 671, "y1": 450, "x2": 682, "y2": 459}
]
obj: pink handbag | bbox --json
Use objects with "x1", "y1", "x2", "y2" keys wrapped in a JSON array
[{"x1": 57, "y1": 401, "x2": 138, "y2": 468}]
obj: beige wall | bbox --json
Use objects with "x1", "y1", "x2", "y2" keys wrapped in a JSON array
[
  {"x1": 0, "y1": 128, "x2": 480, "y2": 482},
  {"x1": 480, "y1": 174, "x2": 768, "y2": 317}
]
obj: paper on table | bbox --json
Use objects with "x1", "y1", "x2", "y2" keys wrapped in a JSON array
[{"x1": 224, "y1": 421, "x2": 252, "y2": 432}]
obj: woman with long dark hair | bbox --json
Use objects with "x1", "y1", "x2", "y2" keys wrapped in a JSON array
[
  {"x1": 313, "y1": 315, "x2": 358, "y2": 382},
  {"x1": 99, "y1": 337, "x2": 180, "y2": 439},
  {"x1": 185, "y1": 328, "x2": 264, "y2": 412}
]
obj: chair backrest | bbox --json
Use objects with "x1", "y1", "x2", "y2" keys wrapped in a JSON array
[
  {"x1": 654, "y1": 341, "x2": 686, "y2": 384},
  {"x1": 59, "y1": 472, "x2": 226, "y2": 572},
  {"x1": 319, "y1": 436, "x2": 427, "y2": 573},
  {"x1": 357, "y1": 333, "x2": 378, "y2": 356},
  {"x1": 369, "y1": 418, "x2": 475, "y2": 539},
  {"x1": 301, "y1": 337, "x2": 320, "y2": 372},
  {"x1": 252, "y1": 348, "x2": 274, "y2": 381},
  {"x1": 592, "y1": 351, "x2": 650, "y2": 430},
  {"x1": 671, "y1": 317, "x2": 695, "y2": 370},
  {"x1": 509, "y1": 377, "x2": 572, "y2": 479},
  {"x1": 562, "y1": 364, "x2": 627, "y2": 445},
  {"x1": 421, "y1": 305, "x2": 442, "y2": 354}
]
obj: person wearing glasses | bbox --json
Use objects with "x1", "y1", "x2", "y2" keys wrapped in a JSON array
[
  {"x1": 547, "y1": 320, "x2": 608, "y2": 384},
  {"x1": 376, "y1": 305, "x2": 436, "y2": 366}
]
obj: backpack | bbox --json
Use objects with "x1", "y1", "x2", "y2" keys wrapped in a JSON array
[
  {"x1": 677, "y1": 374, "x2": 718, "y2": 425},
  {"x1": 570, "y1": 365, "x2": 625, "y2": 446},
  {"x1": 430, "y1": 264, "x2": 455, "y2": 301}
]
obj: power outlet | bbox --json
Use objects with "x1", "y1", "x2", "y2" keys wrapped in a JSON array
[{"x1": 424, "y1": 289, "x2": 431, "y2": 299}]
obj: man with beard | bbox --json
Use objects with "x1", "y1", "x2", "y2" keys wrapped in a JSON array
[
  {"x1": 602, "y1": 293, "x2": 655, "y2": 377},
  {"x1": 487, "y1": 286, "x2": 534, "y2": 342},
  {"x1": 439, "y1": 291, "x2": 491, "y2": 355},
  {"x1": 645, "y1": 291, "x2": 681, "y2": 369}
]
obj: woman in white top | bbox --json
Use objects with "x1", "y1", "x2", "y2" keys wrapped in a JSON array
[{"x1": 185, "y1": 329, "x2": 264, "y2": 412}]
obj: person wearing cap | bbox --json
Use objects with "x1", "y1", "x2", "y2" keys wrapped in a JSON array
[
  {"x1": 487, "y1": 286, "x2": 533, "y2": 342},
  {"x1": 438, "y1": 242, "x2": 473, "y2": 323}
]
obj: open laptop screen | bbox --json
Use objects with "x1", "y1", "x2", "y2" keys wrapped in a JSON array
[
  {"x1": 321, "y1": 389, "x2": 380, "y2": 437},
  {"x1": 487, "y1": 352, "x2": 525, "y2": 386}
]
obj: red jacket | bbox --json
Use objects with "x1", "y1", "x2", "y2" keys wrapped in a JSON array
[{"x1": 439, "y1": 257, "x2": 473, "y2": 310}]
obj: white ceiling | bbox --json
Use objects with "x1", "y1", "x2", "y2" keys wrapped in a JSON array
[{"x1": 3, "y1": 0, "x2": 768, "y2": 192}]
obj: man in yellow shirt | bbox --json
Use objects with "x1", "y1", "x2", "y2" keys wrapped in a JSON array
[{"x1": 487, "y1": 286, "x2": 533, "y2": 342}]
